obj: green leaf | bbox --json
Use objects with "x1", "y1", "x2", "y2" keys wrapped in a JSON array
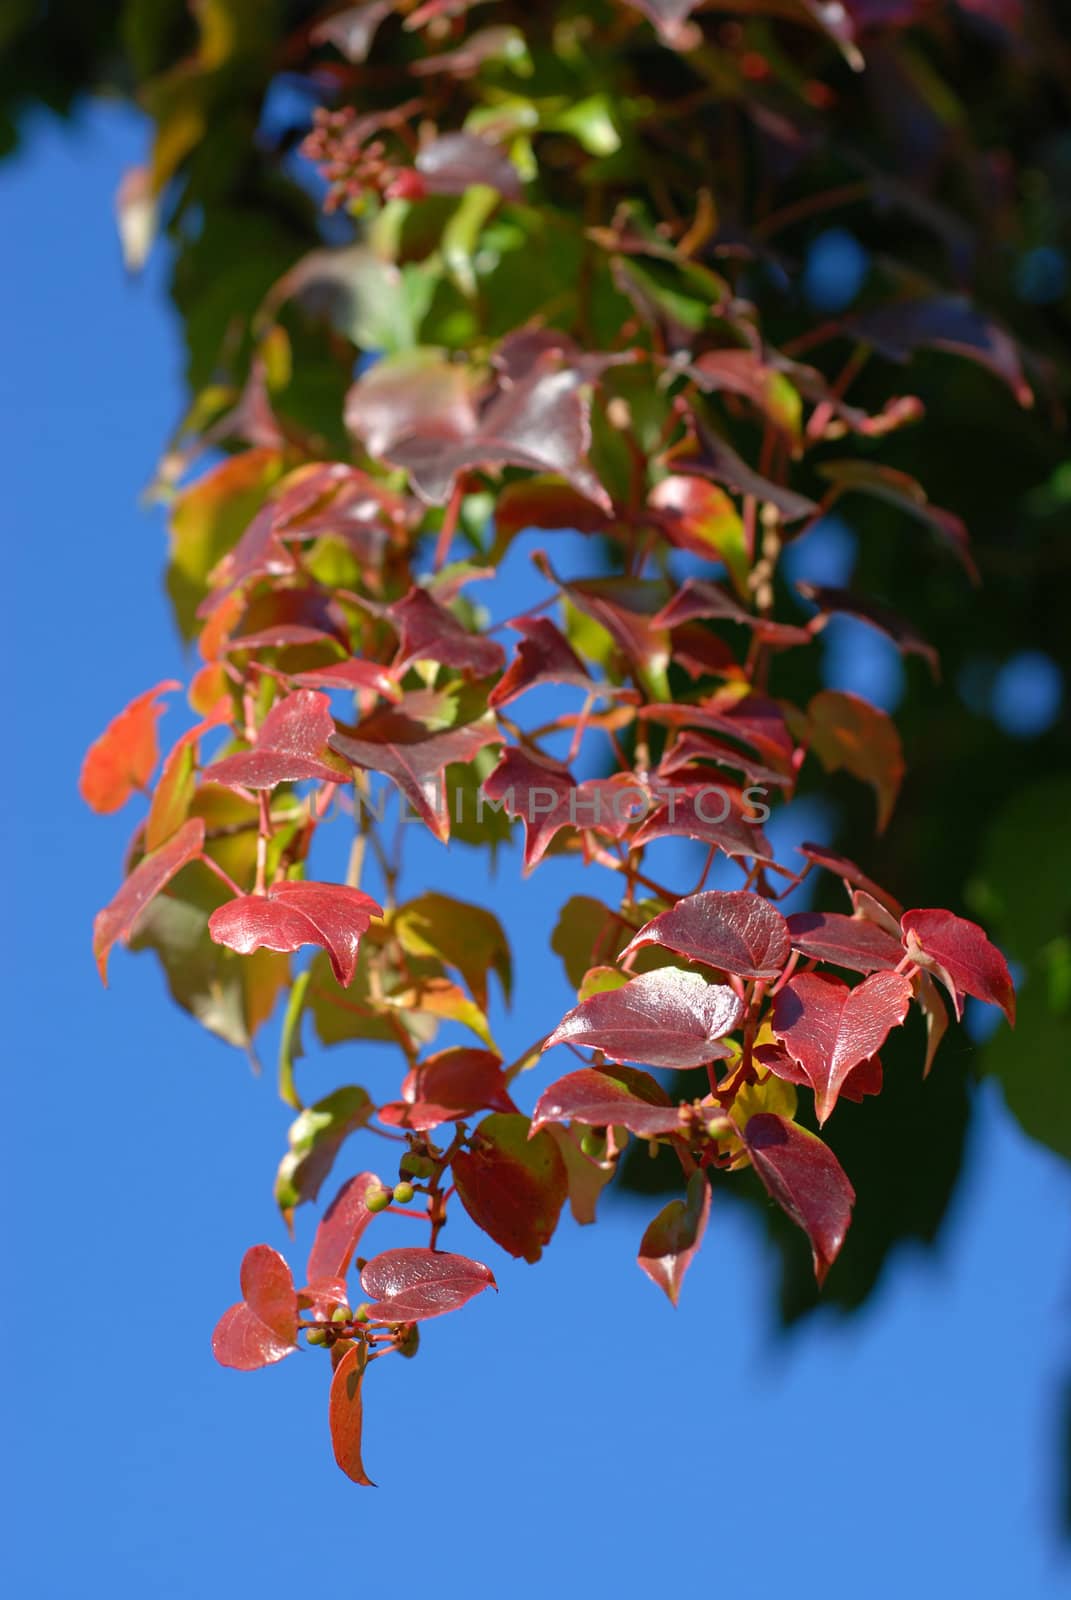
[
  {"x1": 393, "y1": 892, "x2": 512, "y2": 1011},
  {"x1": 274, "y1": 1086, "x2": 374, "y2": 1221}
]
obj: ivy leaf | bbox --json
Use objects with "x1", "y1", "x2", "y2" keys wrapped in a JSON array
[
  {"x1": 204, "y1": 690, "x2": 349, "y2": 789},
  {"x1": 808, "y1": 689, "x2": 905, "y2": 832},
  {"x1": 392, "y1": 894, "x2": 511, "y2": 1009},
  {"x1": 93, "y1": 818, "x2": 206, "y2": 983},
  {"x1": 306, "y1": 1172, "x2": 382, "y2": 1288},
  {"x1": 744, "y1": 1114, "x2": 855, "y2": 1287},
  {"x1": 493, "y1": 478, "x2": 612, "y2": 544},
  {"x1": 291, "y1": 659, "x2": 399, "y2": 699},
  {"x1": 798, "y1": 841, "x2": 903, "y2": 917},
  {"x1": 328, "y1": 1342, "x2": 375, "y2": 1488},
  {"x1": 209, "y1": 882, "x2": 383, "y2": 987},
  {"x1": 797, "y1": 582, "x2": 938, "y2": 677},
  {"x1": 378, "y1": 1047, "x2": 517, "y2": 1131},
  {"x1": 623, "y1": 889, "x2": 790, "y2": 980},
  {"x1": 388, "y1": 586, "x2": 505, "y2": 678},
  {"x1": 329, "y1": 689, "x2": 500, "y2": 842},
  {"x1": 915, "y1": 970, "x2": 950, "y2": 1078},
  {"x1": 901, "y1": 909, "x2": 1016, "y2": 1024},
  {"x1": 690, "y1": 349, "x2": 802, "y2": 444},
  {"x1": 755, "y1": 1042, "x2": 884, "y2": 1106},
  {"x1": 359, "y1": 1248, "x2": 496, "y2": 1321},
  {"x1": 637, "y1": 1169, "x2": 711, "y2": 1306},
  {"x1": 841, "y1": 295, "x2": 1032, "y2": 407},
  {"x1": 79, "y1": 679, "x2": 181, "y2": 813},
  {"x1": 385, "y1": 354, "x2": 611, "y2": 510},
  {"x1": 531, "y1": 1063, "x2": 682, "y2": 1137},
  {"x1": 211, "y1": 1245, "x2": 299, "y2": 1371},
  {"x1": 551, "y1": 895, "x2": 634, "y2": 990},
  {"x1": 654, "y1": 577, "x2": 811, "y2": 650},
  {"x1": 772, "y1": 970, "x2": 912, "y2": 1123},
  {"x1": 274, "y1": 1088, "x2": 374, "y2": 1220},
  {"x1": 633, "y1": 776, "x2": 776, "y2": 864},
  {"x1": 145, "y1": 698, "x2": 230, "y2": 851},
  {"x1": 452, "y1": 1113, "x2": 568, "y2": 1263},
  {"x1": 488, "y1": 616, "x2": 596, "y2": 709},
  {"x1": 666, "y1": 414, "x2": 817, "y2": 522},
  {"x1": 544, "y1": 968, "x2": 743, "y2": 1070},
  {"x1": 786, "y1": 910, "x2": 905, "y2": 974},
  {"x1": 648, "y1": 476, "x2": 748, "y2": 595},
  {"x1": 344, "y1": 348, "x2": 479, "y2": 459},
  {"x1": 167, "y1": 449, "x2": 285, "y2": 637}
]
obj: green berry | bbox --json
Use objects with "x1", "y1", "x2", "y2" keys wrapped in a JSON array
[
  {"x1": 580, "y1": 1128, "x2": 606, "y2": 1159},
  {"x1": 400, "y1": 1153, "x2": 435, "y2": 1179},
  {"x1": 306, "y1": 1326, "x2": 330, "y2": 1347},
  {"x1": 365, "y1": 1185, "x2": 391, "y2": 1213},
  {"x1": 353, "y1": 1303, "x2": 371, "y2": 1324},
  {"x1": 331, "y1": 1303, "x2": 352, "y2": 1324},
  {"x1": 392, "y1": 1180, "x2": 415, "y2": 1204}
]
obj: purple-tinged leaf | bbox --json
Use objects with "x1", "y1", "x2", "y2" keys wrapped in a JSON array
[
  {"x1": 667, "y1": 414, "x2": 817, "y2": 522},
  {"x1": 345, "y1": 349, "x2": 479, "y2": 460},
  {"x1": 624, "y1": 890, "x2": 790, "y2": 980},
  {"x1": 389, "y1": 586, "x2": 505, "y2": 678},
  {"x1": 311, "y1": 2, "x2": 392, "y2": 63},
  {"x1": 291, "y1": 659, "x2": 399, "y2": 699},
  {"x1": 772, "y1": 970, "x2": 912, "y2": 1123},
  {"x1": 755, "y1": 1042, "x2": 884, "y2": 1105},
  {"x1": 637, "y1": 1170, "x2": 711, "y2": 1306},
  {"x1": 654, "y1": 578, "x2": 811, "y2": 649},
  {"x1": 544, "y1": 968, "x2": 743, "y2": 1071},
  {"x1": 786, "y1": 910, "x2": 905, "y2": 973},
  {"x1": 93, "y1": 818, "x2": 206, "y2": 983},
  {"x1": 359, "y1": 1248, "x2": 496, "y2": 1321},
  {"x1": 798, "y1": 582, "x2": 938, "y2": 677},
  {"x1": 744, "y1": 1114, "x2": 855, "y2": 1286},
  {"x1": 402, "y1": 132, "x2": 523, "y2": 202},
  {"x1": 204, "y1": 690, "x2": 349, "y2": 789},
  {"x1": 329, "y1": 691, "x2": 500, "y2": 842},
  {"x1": 841, "y1": 296, "x2": 1032, "y2": 407},
  {"x1": 901, "y1": 908, "x2": 1015, "y2": 1023},
  {"x1": 531, "y1": 1063, "x2": 682, "y2": 1137},
  {"x1": 633, "y1": 776, "x2": 776, "y2": 863},
  {"x1": 488, "y1": 616, "x2": 595, "y2": 708},
  {"x1": 798, "y1": 842, "x2": 903, "y2": 917}
]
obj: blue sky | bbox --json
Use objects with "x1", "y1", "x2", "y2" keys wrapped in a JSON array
[{"x1": 3, "y1": 105, "x2": 1070, "y2": 1599}]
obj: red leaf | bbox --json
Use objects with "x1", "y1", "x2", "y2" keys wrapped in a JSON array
[
  {"x1": 772, "y1": 970, "x2": 912, "y2": 1123},
  {"x1": 208, "y1": 881, "x2": 382, "y2": 987},
  {"x1": 786, "y1": 910, "x2": 905, "y2": 974},
  {"x1": 452, "y1": 1113, "x2": 568, "y2": 1263},
  {"x1": 648, "y1": 474, "x2": 745, "y2": 573},
  {"x1": 291, "y1": 659, "x2": 399, "y2": 699},
  {"x1": 329, "y1": 689, "x2": 500, "y2": 842},
  {"x1": 637, "y1": 1169, "x2": 711, "y2": 1306},
  {"x1": 632, "y1": 776, "x2": 776, "y2": 864},
  {"x1": 211, "y1": 1245, "x2": 298, "y2": 1370},
  {"x1": 378, "y1": 1047, "x2": 517, "y2": 1132},
  {"x1": 344, "y1": 349, "x2": 478, "y2": 460},
  {"x1": 79, "y1": 680, "x2": 181, "y2": 813},
  {"x1": 755, "y1": 1042, "x2": 884, "y2": 1105},
  {"x1": 312, "y1": 2, "x2": 391, "y2": 63},
  {"x1": 93, "y1": 817, "x2": 206, "y2": 982},
  {"x1": 494, "y1": 478, "x2": 612, "y2": 541},
  {"x1": 797, "y1": 582, "x2": 938, "y2": 677},
  {"x1": 642, "y1": 693, "x2": 796, "y2": 773},
  {"x1": 328, "y1": 1343, "x2": 375, "y2": 1487},
  {"x1": 306, "y1": 1172, "x2": 381, "y2": 1286},
  {"x1": 388, "y1": 586, "x2": 505, "y2": 678},
  {"x1": 531, "y1": 1063, "x2": 681, "y2": 1137},
  {"x1": 623, "y1": 889, "x2": 790, "y2": 980},
  {"x1": 385, "y1": 354, "x2": 611, "y2": 511},
  {"x1": 654, "y1": 578, "x2": 811, "y2": 649},
  {"x1": 666, "y1": 415, "x2": 817, "y2": 522},
  {"x1": 808, "y1": 689, "x2": 905, "y2": 832},
  {"x1": 744, "y1": 1114, "x2": 855, "y2": 1286},
  {"x1": 359, "y1": 1248, "x2": 496, "y2": 1321},
  {"x1": 901, "y1": 908, "x2": 1016, "y2": 1024},
  {"x1": 145, "y1": 697, "x2": 230, "y2": 852},
  {"x1": 488, "y1": 616, "x2": 595, "y2": 709},
  {"x1": 798, "y1": 841, "x2": 903, "y2": 917},
  {"x1": 204, "y1": 690, "x2": 348, "y2": 789},
  {"x1": 545, "y1": 968, "x2": 744, "y2": 1071}
]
